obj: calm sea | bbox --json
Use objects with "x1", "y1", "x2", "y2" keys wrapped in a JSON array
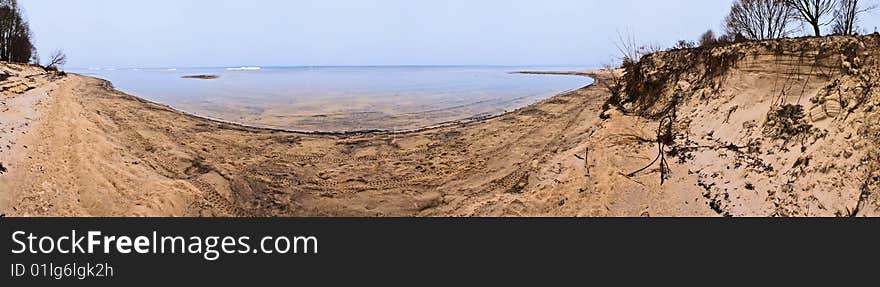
[{"x1": 71, "y1": 66, "x2": 592, "y2": 131}]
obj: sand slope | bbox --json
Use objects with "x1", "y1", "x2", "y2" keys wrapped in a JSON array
[{"x1": 588, "y1": 35, "x2": 880, "y2": 217}]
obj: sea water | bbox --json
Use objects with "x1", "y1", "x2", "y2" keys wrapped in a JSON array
[{"x1": 71, "y1": 66, "x2": 591, "y2": 131}]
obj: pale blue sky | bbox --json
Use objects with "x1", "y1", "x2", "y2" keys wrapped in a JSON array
[{"x1": 20, "y1": 0, "x2": 880, "y2": 68}]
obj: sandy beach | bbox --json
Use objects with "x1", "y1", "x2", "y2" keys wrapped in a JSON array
[
  {"x1": 0, "y1": 67, "x2": 614, "y2": 216},
  {"x1": 0, "y1": 36, "x2": 878, "y2": 217}
]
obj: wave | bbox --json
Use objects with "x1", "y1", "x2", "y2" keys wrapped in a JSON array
[{"x1": 226, "y1": 66, "x2": 262, "y2": 71}]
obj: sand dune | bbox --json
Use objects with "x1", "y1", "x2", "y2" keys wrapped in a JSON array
[{"x1": 588, "y1": 35, "x2": 880, "y2": 217}]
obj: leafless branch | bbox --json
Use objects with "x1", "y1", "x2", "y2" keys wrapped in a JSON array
[
  {"x1": 45, "y1": 49, "x2": 66, "y2": 69},
  {"x1": 726, "y1": 0, "x2": 797, "y2": 40}
]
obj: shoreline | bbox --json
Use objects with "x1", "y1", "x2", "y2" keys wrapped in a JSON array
[
  {"x1": 91, "y1": 70, "x2": 598, "y2": 135},
  {"x1": 510, "y1": 70, "x2": 594, "y2": 76}
]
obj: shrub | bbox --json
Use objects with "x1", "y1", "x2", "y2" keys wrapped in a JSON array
[
  {"x1": 675, "y1": 40, "x2": 696, "y2": 50},
  {"x1": 699, "y1": 30, "x2": 718, "y2": 47},
  {"x1": 764, "y1": 104, "x2": 813, "y2": 140}
]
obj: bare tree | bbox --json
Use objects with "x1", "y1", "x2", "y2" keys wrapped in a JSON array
[
  {"x1": 45, "y1": 50, "x2": 66, "y2": 70},
  {"x1": 832, "y1": 0, "x2": 877, "y2": 35},
  {"x1": 614, "y1": 30, "x2": 661, "y2": 65},
  {"x1": 786, "y1": 0, "x2": 839, "y2": 36},
  {"x1": 726, "y1": 0, "x2": 797, "y2": 41},
  {"x1": 0, "y1": 0, "x2": 35, "y2": 63}
]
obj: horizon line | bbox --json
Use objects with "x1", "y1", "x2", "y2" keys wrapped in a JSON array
[{"x1": 66, "y1": 64, "x2": 594, "y2": 70}]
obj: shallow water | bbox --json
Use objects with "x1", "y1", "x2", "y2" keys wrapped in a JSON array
[{"x1": 72, "y1": 66, "x2": 591, "y2": 131}]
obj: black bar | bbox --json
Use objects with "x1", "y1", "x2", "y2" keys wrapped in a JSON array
[{"x1": 2, "y1": 218, "x2": 879, "y2": 286}]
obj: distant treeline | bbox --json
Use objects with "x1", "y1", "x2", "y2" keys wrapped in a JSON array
[
  {"x1": 661, "y1": 0, "x2": 878, "y2": 53},
  {"x1": 719, "y1": 0, "x2": 876, "y2": 43},
  {"x1": 0, "y1": 0, "x2": 35, "y2": 64}
]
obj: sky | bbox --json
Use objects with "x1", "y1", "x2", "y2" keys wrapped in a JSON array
[{"x1": 19, "y1": 0, "x2": 880, "y2": 68}]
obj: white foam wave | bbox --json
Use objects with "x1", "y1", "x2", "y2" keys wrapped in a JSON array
[{"x1": 226, "y1": 66, "x2": 261, "y2": 71}]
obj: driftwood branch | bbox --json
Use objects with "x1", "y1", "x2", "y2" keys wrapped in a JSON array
[
  {"x1": 627, "y1": 110, "x2": 675, "y2": 185},
  {"x1": 849, "y1": 171, "x2": 873, "y2": 217}
]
